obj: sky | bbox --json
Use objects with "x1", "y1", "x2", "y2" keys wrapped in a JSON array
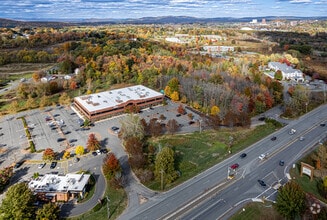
[{"x1": 1, "y1": 0, "x2": 326, "y2": 21}]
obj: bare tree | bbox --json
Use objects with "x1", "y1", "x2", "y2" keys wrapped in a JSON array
[
  {"x1": 120, "y1": 114, "x2": 145, "y2": 141},
  {"x1": 166, "y1": 119, "x2": 179, "y2": 134}
]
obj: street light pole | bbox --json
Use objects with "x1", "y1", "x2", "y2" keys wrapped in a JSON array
[{"x1": 106, "y1": 196, "x2": 110, "y2": 219}]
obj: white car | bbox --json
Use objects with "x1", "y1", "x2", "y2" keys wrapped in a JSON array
[
  {"x1": 259, "y1": 154, "x2": 266, "y2": 160},
  {"x1": 289, "y1": 129, "x2": 296, "y2": 135}
]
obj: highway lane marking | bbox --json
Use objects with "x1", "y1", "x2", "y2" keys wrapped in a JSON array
[
  {"x1": 161, "y1": 180, "x2": 229, "y2": 220},
  {"x1": 188, "y1": 199, "x2": 226, "y2": 220}
]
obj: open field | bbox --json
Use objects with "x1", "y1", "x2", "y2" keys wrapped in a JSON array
[
  {"x1": 0, "y1": 63, "x2": 54, "y2": 75},
  {"x1": 146, "y1": 123, "x2": 280, "y2": 190},
  {"x1": 230, "y1": 202, "x2": 284, "y2": 220}
]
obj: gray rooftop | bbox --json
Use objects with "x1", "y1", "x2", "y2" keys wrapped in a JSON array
[
  {"x1": 74, "y1": 85, "x2": 163, "y2": 113},
  {"x1": 28, "y1": 173, "x2": 90, "y2": 193}
]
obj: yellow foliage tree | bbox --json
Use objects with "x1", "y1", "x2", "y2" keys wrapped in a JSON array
[
  {"x1": 170, "y1": 91, "x2": 179, "y2": 101},
  {"x1": 180, "y1": 95, "x2": 187, "y2": 103},
  {"x1": 59, "y1": 92, "x2": 71, "y2": 106},
  {"x1": 63, "y1": 151, "x2": 70, "y2": 159},
  {"x1": 39, "y1": 95, "x2": 50, "y2": 109},
  {"x1": 193, "y1": 101, "x2": 200, "y2": 109},
  {"x1": 75, "y1": 145, "x2": 85, "y2": 156},
  {"x1": 210, "y1": 105, "x2": 220, "y2": 116},
  {"x1": 25, "y1": 95, "x2": 35, "y2": 110},
  {"x1": 164, "y1": 86, "x2": 171, "y2": 97},
  {"x1": 8, "y1": 100, "x2": 19, "y2": 114}
]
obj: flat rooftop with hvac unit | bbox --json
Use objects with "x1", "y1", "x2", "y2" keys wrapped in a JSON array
[{"x1": 73, "y1": 85, "x2": 164, "y2": 121}]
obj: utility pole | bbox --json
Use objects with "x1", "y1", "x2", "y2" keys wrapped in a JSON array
[{"x1": 106, "y1": 196, "x2": 110, "y2": 219}]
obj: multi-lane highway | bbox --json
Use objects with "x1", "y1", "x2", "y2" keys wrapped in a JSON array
[{"x1": 118, "y1": 104, "x2": 327, "y2": 220}]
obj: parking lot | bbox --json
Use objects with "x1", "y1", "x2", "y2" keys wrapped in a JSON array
[{"x1": 0, "y1": 100, "x2": 204, "y2": 170}]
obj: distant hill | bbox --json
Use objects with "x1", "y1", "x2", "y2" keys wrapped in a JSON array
[
  {"x1": 0, "y1": 18, "x2": 72, "y2": 28},
  {"x1": 1, "y1": 16, "x2": 326, "y2": 27},
  {"x1": 79, "y1": 16, "x2": 327, "y2": 25}
]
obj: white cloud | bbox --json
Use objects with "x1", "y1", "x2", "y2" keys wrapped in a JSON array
[{"x1": 290, "y1": 0, "x2": 312, "y2": 3}]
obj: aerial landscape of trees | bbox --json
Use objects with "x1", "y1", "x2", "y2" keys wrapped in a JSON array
[{"x1": 0, "y1": 19, "x2": 326, "y2": 219}]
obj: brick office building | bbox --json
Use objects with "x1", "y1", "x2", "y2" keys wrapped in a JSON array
[{"x1": 73, "y1": 85, "x2": 164, "y2": 121}]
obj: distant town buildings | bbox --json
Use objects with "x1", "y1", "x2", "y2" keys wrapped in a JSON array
[
  {"x1": 73, "y1": 85, "x2": 164, "y2": 121},
  {"x1": 268, "y1": 62, "x2": 304, "y2": 81},
  {"x1": 202, "y1": 45, "x2": 234, "y2": 53}
]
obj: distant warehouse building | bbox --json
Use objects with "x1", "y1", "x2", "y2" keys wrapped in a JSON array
[{"x1": 73, "y1": 85, "x2": 164, "y2": 121}]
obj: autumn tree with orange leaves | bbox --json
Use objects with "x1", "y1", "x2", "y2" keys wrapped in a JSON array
[
  {"x1": 103, "y1": 153, "x2": 120, "y2": 176},
  {"x1": 86, "y1": 133, "x2": 101, "y2": 152},
  {"x1": 43, "y1": 148, "x2": 56, "y2": 161}
]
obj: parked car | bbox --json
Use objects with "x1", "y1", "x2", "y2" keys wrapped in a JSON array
[
  {"x1": 92, "y1": 151, "x2": 98, "y2": 156},
  {"x1": 50, "y1": 161, "x2": 57, "y2": 169},
  {"x1": 14, "y1": 161, "x2": 24, "y2": 169},
  {"x1": 57, "y1": 138, "x2": 66, "y2": 142},
  {"x1": 69, "y1": 139, "x2": 77, "y2": 143},
  {"x1": 258, "y1": 116, "x2": 266, "y2": 121},
  {"x1": 258, "y1": 179, "x2": 267, "y2": 187},
  {"x1": 111, "y1": 126, "x2": 119, "y2": 133},
  {"x1": 38, "y1": 162, "x2": 46, "y2": 169},
  {"x1": 240, "y1": 153, "x2": 247, "y2": 158},
  {"x1": 100, "y1": 149, "x2": 108, "y2": 154},
  {"x1": 176, "y1": 114, "x2": 181, "y2": 117},
  {"x1": 63, "y1": 131, "x2": 71, "y2": 135},
  {"x1": 230, "y1": 163, "x2": 239, "y2": 170},
  {"x1": 80, "y1": 127, "x2": 90, "y2": 131}
]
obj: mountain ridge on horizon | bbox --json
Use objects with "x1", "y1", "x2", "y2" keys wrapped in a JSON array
[{"x1": 0, "y1": 15, "x2": 326, "y2": 27}]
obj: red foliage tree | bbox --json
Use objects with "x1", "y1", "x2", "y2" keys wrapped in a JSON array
[
  {"x1": 264, "y1": 91, "x2": 274, "y2": 109},
  {"x1": 86, "y1": 133, "x2": 100, "y2": 151},
  {"x1": 103, "y1": 153, "x2": 121, "y2": 178},
  {"x1": 69, "y1": 81, "x2": 77, "y2": 90},
  {"x1": 177, "y1": 104, "x2": 186, "y2": 115},
  {"x1": 43, "y1": 148, "x2": 56, "y2": 161}
]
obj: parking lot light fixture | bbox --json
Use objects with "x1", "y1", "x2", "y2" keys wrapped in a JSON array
[{"x1": 199, "y1": 119, "x2": 203, "y2": 133}]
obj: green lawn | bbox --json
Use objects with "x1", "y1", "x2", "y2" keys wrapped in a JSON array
[
  {"x1": 230, "y1": 202, "x2": 285, "y2": 220},
  {"x1": 290, "y1": 163, "x2": 327, "y2": 203},
  {"x1": 146, "y1": 123, "x2": 279, "y2": 190},
  {"x1": 67, "y1": 183, "x2": 127, "y2": 220}
]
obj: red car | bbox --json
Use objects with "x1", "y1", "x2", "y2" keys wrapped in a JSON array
[{"x1": 230, "y1": 163, "x2": 239, "y2": 170}]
